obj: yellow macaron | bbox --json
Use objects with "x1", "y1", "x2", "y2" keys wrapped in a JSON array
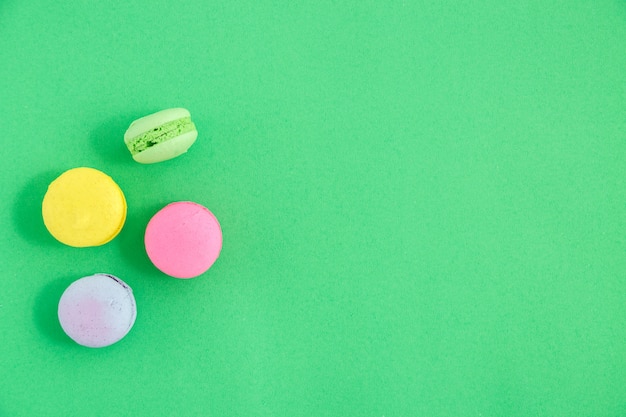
[{"x1": 42, "y1": 167, "x2": 127, "y2": 247}]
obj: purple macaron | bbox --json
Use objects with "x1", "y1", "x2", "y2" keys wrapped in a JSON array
[{"x1": 58, "y1": 273, "x2": 137, "y2": 348}]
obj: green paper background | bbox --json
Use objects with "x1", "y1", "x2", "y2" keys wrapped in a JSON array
[{"x1": 1, "y1": 1, "x2": 625, "y2": 416}]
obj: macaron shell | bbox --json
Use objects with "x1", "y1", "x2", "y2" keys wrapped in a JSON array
[
  {"x1": 124, "y1": 108, "x2": 191, "y2": 144},
  {"x1": 58, "y1": 274, "x2": 137, "y2": 348},
  {"x1": 145, "y1": 202, "x2": 222, "y2": 278},
  {"x1": 42, "y1": 167, "x2": 127, "y2": 247},
  {"x1": 132, "y1": 130, "x2": 198, "y2": 164}
]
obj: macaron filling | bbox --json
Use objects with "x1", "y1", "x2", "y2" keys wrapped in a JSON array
[{"x1": 126, "y1": 117, "x2": 196, "y2": 155}]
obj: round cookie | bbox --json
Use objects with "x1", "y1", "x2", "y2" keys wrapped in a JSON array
[
  {"x1": 145, "y1": 201, "x2": 222, "y2": 278},
  {"x1": 58, "y1": 274, "x2": 137, "y2": 348},
  {"x1": 42, "y1": 167, "x2": 127, "y2": 247},
  {"x1": 124, "y1": 108, "x2": 198, "y2": 164}
]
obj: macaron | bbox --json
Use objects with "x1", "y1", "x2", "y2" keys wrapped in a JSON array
[
  {"x1": 42, "y1": 167, "x2": 127, "y2": 247},
  {"x1": 124, "y1": 108, "x2": 198, "y2": 164},
  {"x1": 145, "y1": 201, "x2": 222, "y2": 279},
  {"x1": 58, "y1": 274, "x2": 137, "y2": 348}
]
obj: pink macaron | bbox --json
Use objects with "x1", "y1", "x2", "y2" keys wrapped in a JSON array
[
  {"x1": 58, "y1": 274, "x2": 137, "y2": 348},
  {"x1": 145, "y1": 201, "x2": 222, "y2": 279}
]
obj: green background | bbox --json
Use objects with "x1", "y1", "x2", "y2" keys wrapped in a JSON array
[{"x1": 1, "y1": 1, "x2": 625, "y2": 416}]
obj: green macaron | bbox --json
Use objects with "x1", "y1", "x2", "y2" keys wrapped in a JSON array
[{"x1": 124, "y1": 108, "x2": 198, "y2": 164}]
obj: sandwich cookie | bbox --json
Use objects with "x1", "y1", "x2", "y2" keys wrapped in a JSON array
[
  {"x1": 145, "y1": 201, "x2": 222, "y2": 279},
  {"x1": 124, "y1": 108, "x2": 198, "y2": 164},
  {"x1": 58, "y1": 274, "x2": 137, "y2": 348},
  {"x1": 42, "y1": 167, "x2": 127, "y2": 247}
]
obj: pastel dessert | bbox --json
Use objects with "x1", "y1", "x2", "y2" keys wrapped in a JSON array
[
  {"x1": 58, "y1": 274, "x2": 137, "y2": 348},
  {"x1": 42, "y1": 167, "x2": 127, "y2": 247},
  {"x1": 124, "y1": 108, "x2": 198, "y2": 164},
  {"x1": 145, "y1": 201, "x2": 222, "y2": 279}
]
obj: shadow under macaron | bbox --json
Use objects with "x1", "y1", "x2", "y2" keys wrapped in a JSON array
[
  {"x1": 33, "y1": 276, "x2": 75, "y2": 345},
  {"x1": 115, "y1": 202, "x2": 165, "y2": 276},
  {"x1": 13, "y1": 171, "x2": 62, "y2": 246},
  {"x1": 88, "y1": 113, "x2": 137, "y2": 165}
]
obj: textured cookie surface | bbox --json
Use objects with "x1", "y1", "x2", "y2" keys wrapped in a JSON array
[
  {"x1": 145, "y1": 201, "x2": 222, "y2": 278},
  {"x1": 124, "y1": 108, "x2": 198, "y2": 164},
  {"x1": 42, "y1": 167, "x2": 127, "y2": 247},
  {"x1": 58, "y1": 274, "x2": 137, "y2": 348}
]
